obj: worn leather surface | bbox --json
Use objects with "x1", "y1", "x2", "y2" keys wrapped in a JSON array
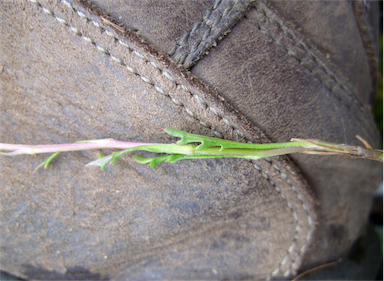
[
  {"x1": 265, "y1": 0, "x2": 373, "y2": 108},
  {"x1": 169, "y1": 0, "x2": 253, "y2": 68},
  {"x1": 294, "y1": 224, "x2": 382, "y2": 280},
  {"x1": 191, "y1": 0, "x2": 382, "y2": 270},
  {"x1": 89, "y1": 0, "x2": 213, "y2": 56},
  {"x1": 0, "y1": 0, "x2": 381, "y2": 280},
  {"x1": 353, "y1": 0, "x2": 380, "y2": 103},
  {"x1": 1, "y1": 0, "x2": 316, "y2": 280}
]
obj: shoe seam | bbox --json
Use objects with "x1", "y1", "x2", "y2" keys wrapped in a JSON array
[
  {"x1": 169, "y1": 0, "x2": 253, "y2": 69},
  {"x1": 27, "y1": 0, "x2": 313, "y2": 278},
  {"x1": 246, "y1": 1, "x2": 378, "y2": 142},
  {"x1": 353, "y1": 0, "x2": 379, "y2": 101}
]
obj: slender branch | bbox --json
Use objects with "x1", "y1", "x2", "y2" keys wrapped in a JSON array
[
  {"x1": 0, "y1": 140, "x2": 157, "y2": 155},
  {"x1": 0, "y1": 128, "x2": 382, "y2": 173}
]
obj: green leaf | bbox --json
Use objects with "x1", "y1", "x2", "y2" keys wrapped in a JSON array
[
  {"x1": 165, "y1": 154, "x2": 235, "y2": 163},
  {"x1": 133, "y1": 153, "x2": 245, "y2": 167},
  {"x1": 164, "y1": 128, "x2": 310, "y2": 151},
  {"x1": 133, "y1": 154, "x2": 172, "y2": 167},
  {"x1": 164, "y1": 127, "x2": 232, "y2": 150},
  {"x1": 85, "y1": 153, "x2": 114, "y2": 171},
  {"x1": 34, "y1": 152, "x2": 61, "y2": 174}
]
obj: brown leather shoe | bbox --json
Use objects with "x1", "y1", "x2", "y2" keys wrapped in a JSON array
[{"x1": 1, "y1": 0, "x2": 382, "y2": 280}]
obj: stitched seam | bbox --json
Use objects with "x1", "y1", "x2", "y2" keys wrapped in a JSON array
[
  {"x1": 29, "y1": 0, "x2": 312, "y2": 277},
  {"x1": 270, "y1": 163, "x2": 314, "y2": 278},
  {"x1": 56, "y1": 0, "x2": 243, "y2": 140},
  {"x1": 353, "y1": 0, "x2": 379, "y2": 95},
  {"x1": 177, "y1": 2, "x2": 234, "y2": 64},
  {"x1": 168, "y1": 0, "x2": 223, "y2": 60},
  {"x1": 170, "y1": 0, "x2": 247, "y2": 67},
  {"x1": 253, "y1": 158, "x2": 314, "y2": 279},
  {"x1": 249, "y1": 1, "x2": 374, "y2": 124}
]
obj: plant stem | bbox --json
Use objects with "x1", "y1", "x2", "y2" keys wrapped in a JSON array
[
  {"x1": 0, "y1": 140, "x2": 157, "y2": 155},
  {"x1": 0, "y1": 128, "x2": 382, "y2": 172}
]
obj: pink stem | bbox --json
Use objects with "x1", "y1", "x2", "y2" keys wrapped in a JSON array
[{"x1": 0, "y1": 140, "x2": 157, "y2": 155}]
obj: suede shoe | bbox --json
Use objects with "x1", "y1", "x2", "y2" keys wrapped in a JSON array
[{"x1": 0, "y1": 0, "x2": 382, "y2": 279}]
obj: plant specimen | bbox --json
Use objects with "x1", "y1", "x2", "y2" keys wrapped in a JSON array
[{"x1": 0, "y1": 128, "x2": 382, "y2": 174}]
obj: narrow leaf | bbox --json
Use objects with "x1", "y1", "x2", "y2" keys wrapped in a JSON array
[{"x1": 34, "y1": 152, "x2": 61, "y2": 174}]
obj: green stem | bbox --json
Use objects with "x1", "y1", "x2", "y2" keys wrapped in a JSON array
[{"x1": 0, "y1": 128, "x2": 382, "y2": 172}]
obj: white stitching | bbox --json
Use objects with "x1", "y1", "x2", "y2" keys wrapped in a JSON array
[
  {"x1": 150, "y1": 61, "x2": 160, "y2": 69},
  {"x1": 111, "y1": 54, "x2": 124, "y2": 65},
  {"x1": 271, "y1": 268, "x2": 279, "y2": 277},
  {"x1": 222, "y1": 118, "x2": 233, "y2": 128},
  {"x1": 133, "y1": 51, "x2": 148, "y2": 61},
  {"x1": 209, "y1": 106, "x2": 220, "y2": 117},
  {"x1": 126, "y1": 66, "x2": 138, "y2": 75},
  {"x1": 168, "y1": 45, "x2": 178, "y2": 56},
  {"x1": 96, "y1": 45, "x2": 109, "y2": 54},
  {"x1": 154, "y1": 85, "x2": 169, "y2": 96},
  {"x1": 281, "y1": 255, "x2": 289, "y2": 266},
  {"x1": 252, "y1": 2, "x2": 373, "y2": 125},
  {"x1": 169, "y1": 0, "x2": 225, "y2": 62},
  {"x1": 61, "y1": 0, "x2": 73, "y2": 10},
  {"x1": 29, "y1": 0, "x2": 40, "y2": 5},
  {"x1": 118, "y1": 39, "x2": 132, "y2": 51},
  {"x1": 69, "y1": 26, "x2": 80, "y2": 35},
  {"x1": 194, "y1": 94, "x2": 208, "y2": 109},
  {"x1": 253, "y1": 162, "x2": 261, "y2": 171},
  {"x1": 213, "y1": 0, "x2": 221, "y2": 9},
  {"x1": 284, "y1": 270, "x2": 291, "y2": 278},
  {"x1": 264, "y1": 156, "x2": 316, "y2": 279},
  {"x1": 162, "y1": 71, "x2": 176, "y2": 83},
  {"x1": 82, "y1": 35, "x2": 94, "y2": 44},
  {"x1": 77, "y1": 10, "x2": 88, "y2": 20},
  {"x1": 185, "y1": 107, "x2": 195, "y2": 117},
  {"x1": 235, "y1": 130, "x2": 244, "y2": 138},
  {"x1": 213, "y1": 131, "x2": 224, "y2": 138},
  {"x1": 181, "y1": 84, "x2": 191, "y2": 93},
  {"x1": 92, "y1": 20, "x2": 103, "y2": 31},
  {"x1": 171, "y1": 0, "x2": 239, "y2": 66},
  {"x1": 105, "y1": 29, "x2": 117, "y2": 39},
  {"x1": 171, "y1": 98, "x2": 183, "y2": 106},
  {"x1": 191, "y1": 22, "x2": 201, "y2": 33},
  {"x1": 178, "y1": 32, "x2": 190, "y2": 45},
  {"x1": 29, "y1": 1, "x2": 313, "y2": 278},
  {"x1": 288, "y1": 243, "x2": 296, "y2": 254},
  {"x1": 140, "y1": 76, "x2": 153, "y2": 84},
  {"x1": 42, "y1": 7, "x2": 53, "y2": 15}
]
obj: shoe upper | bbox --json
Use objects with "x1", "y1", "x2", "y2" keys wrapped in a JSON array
[{"x1": 0, "y1": 0, "x2": 382, "y2": 280}]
